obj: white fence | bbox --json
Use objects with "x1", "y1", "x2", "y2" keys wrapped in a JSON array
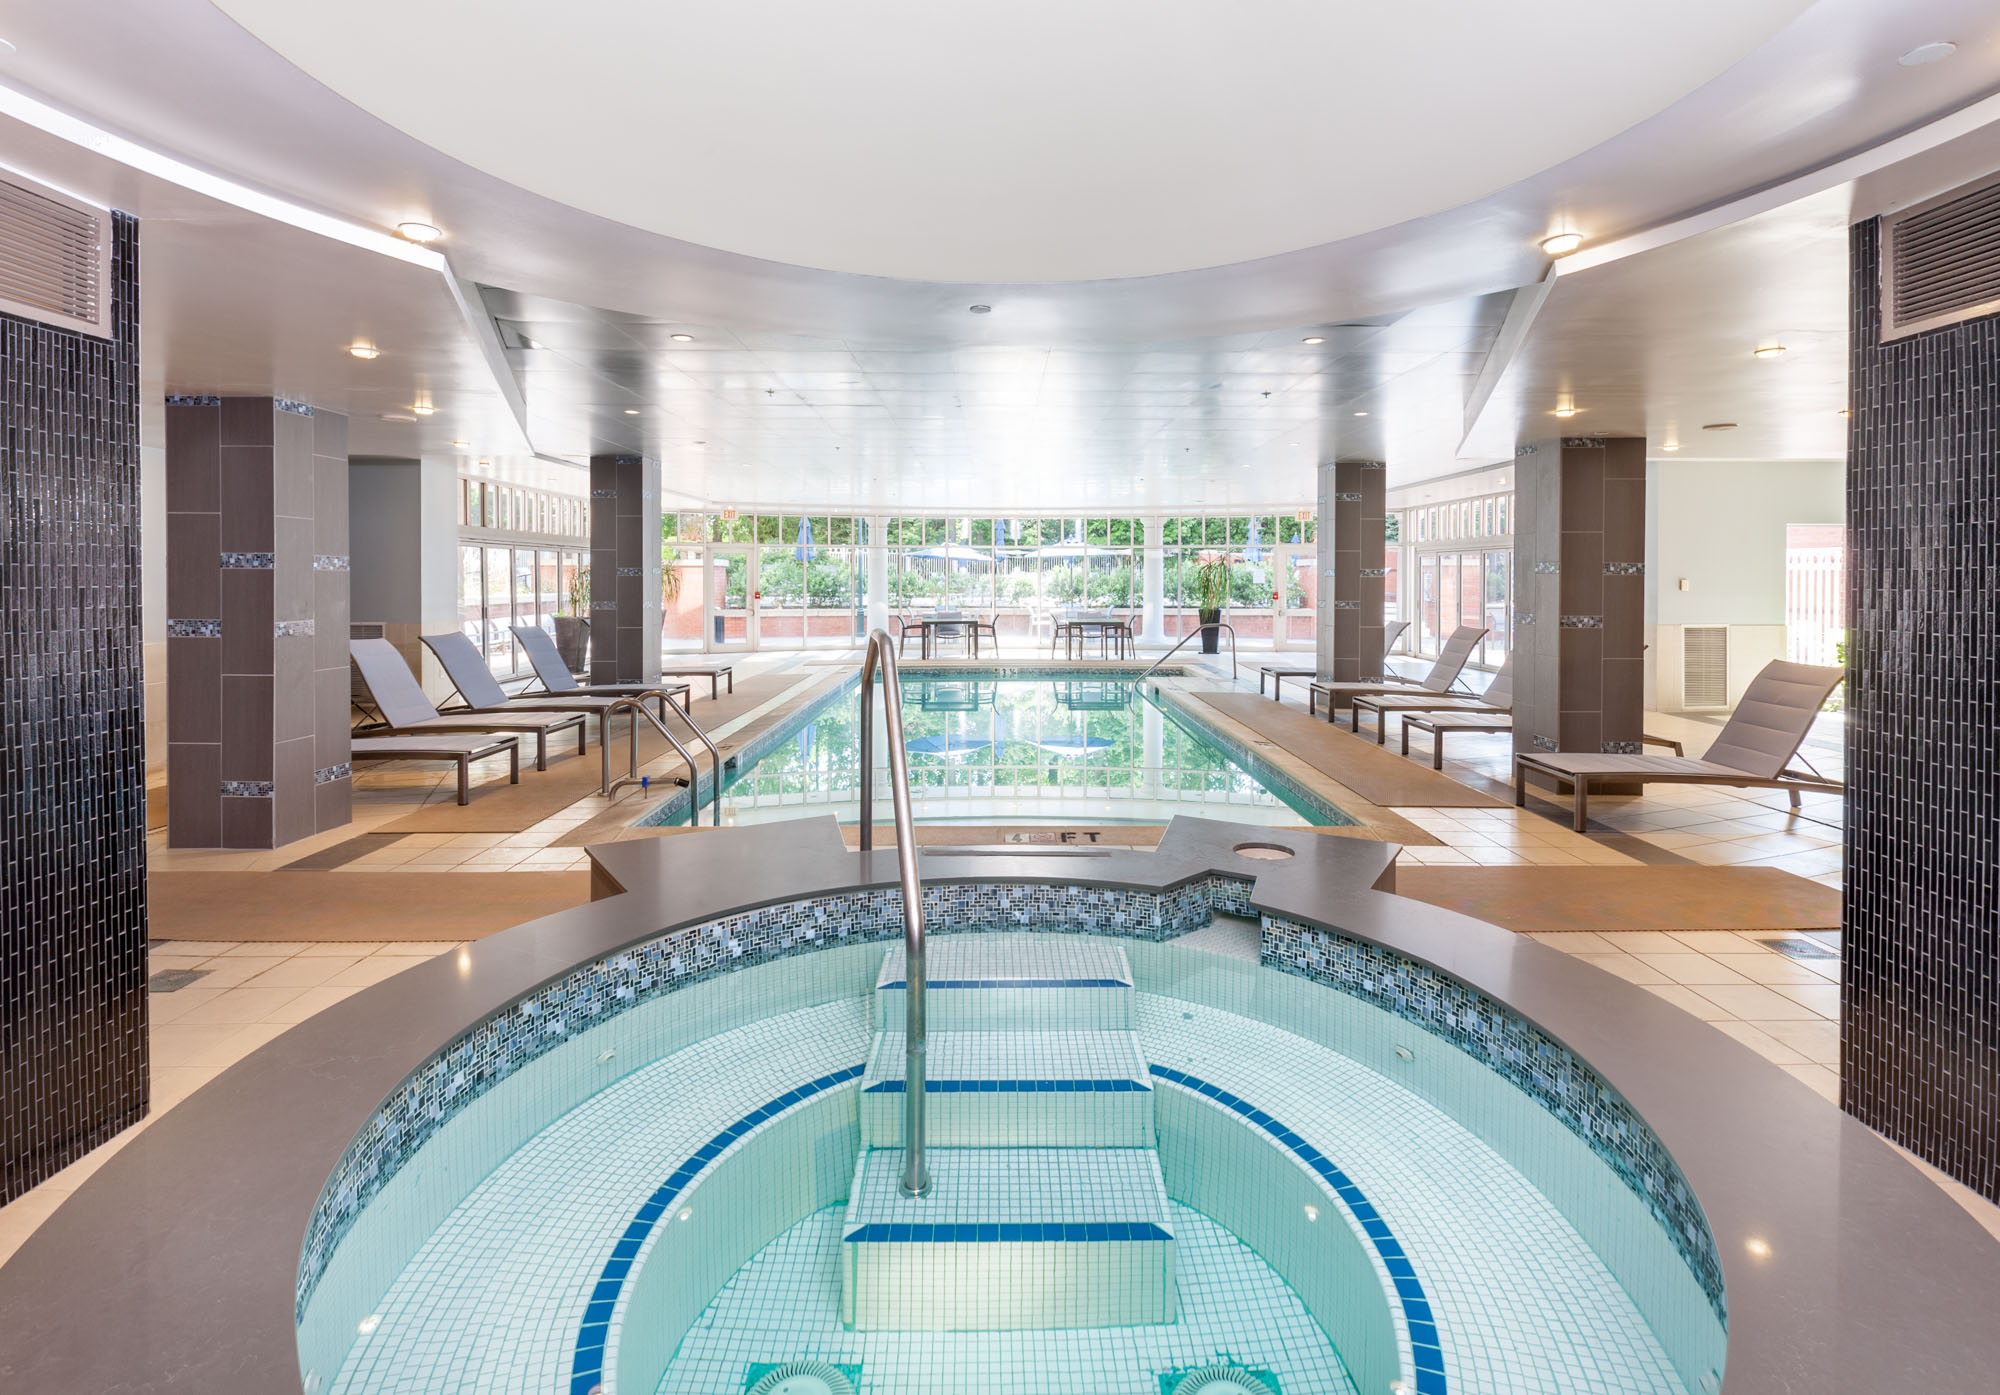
[{"x1": 1785, "y1": 545, "x2": 1845, "y2": 666}]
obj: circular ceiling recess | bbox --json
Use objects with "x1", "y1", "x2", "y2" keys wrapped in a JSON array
[{"x1": 214, "y1": 0, "x2": 1812, "y2": 283}]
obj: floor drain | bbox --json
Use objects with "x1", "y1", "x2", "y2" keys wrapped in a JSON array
[
  {"x1": 148, "y1": 968, "x2": 209, "y2": 993},
  {"x1": 1757, "y1": 935, "x2": 1838, "y2": 961},
  {"x1": 745, "y1": 1360, "x2": 858, "y2": 1395}
]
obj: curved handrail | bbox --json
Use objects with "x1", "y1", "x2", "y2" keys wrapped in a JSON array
[
  {"x1": 1137, "y1": 618, "x2": 1238, "y2": 682},
  {"x1": 657, "y1": 698, "x2": 723, "y2": 824},
  {"x1": 858, "y1": 628, "x2": 931, "y2": 1198},
  {"x1": 601, "y1": 697, "x2": 721, "y2": 825}
]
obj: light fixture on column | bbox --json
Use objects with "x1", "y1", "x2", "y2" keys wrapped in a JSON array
[
  {"x1": 1540, "y1": 232, "x2": 1584, "y2": 256},
  {"x1": 395, "y1": 221, "x2": 443, "y2": 244}
]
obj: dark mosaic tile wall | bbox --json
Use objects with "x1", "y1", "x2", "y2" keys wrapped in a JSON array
[
  {"x1": 588, "y1": 453, "x2": 661, "y2": 684},
  {"x1": 0, "y1": 212, "x2": 148, "y2": 1201},
  {"x1": 1317, "y1": 459, "x2": 1386, "y2": 681},
  {"x1": 1845, "y1": 217, "x2": 2000, "y2": 1201}
]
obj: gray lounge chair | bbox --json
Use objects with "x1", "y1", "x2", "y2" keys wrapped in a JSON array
[
  {"x1": 1259, "y1": 619, "x2": 1415, "y2": 701},
  {"x1": 510, "y1": 625, "x2": 692, "y2": 713},
  {"x1": 1353, "y1": 654, "x2": 1513, "y2": 743},
  {"x1": 1308, "y1": 626, "x2": 1488, "y2": 724},
  {"x1": 1515, "y1": 660, "x2": 1844, "y2": 831},
  {"x1": 420, "y1": 631, "x2": 658, "y2": 750},
  {"x1": 1382, "y1": 618, "x2": 1410, "y2": 656},
  {"x1": 349, "y1": 733, "x2": 520, "y2": 804},
  {"x1": 348, "y1": 639, "x2": 586, "y2": 770}
]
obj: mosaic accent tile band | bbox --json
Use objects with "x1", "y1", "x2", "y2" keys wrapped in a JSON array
[
  {"x1": 0, "y1": 210, "x2": 148, "y2": 1202},
  {"x1": 1260, "y1": 913, "x2": 1725, "y2": 1322},
  {"x1": 1845, "y1": 216, "x2": 2000, "y2": 1203}
]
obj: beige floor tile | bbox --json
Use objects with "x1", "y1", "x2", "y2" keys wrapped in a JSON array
[
  {"x1": 149, "y1": 1022, "x2": 254, "y2": 1066},
  {"x1": 1641, "y1": 982, "x2": 1735, "y2": 1021},
  {"x1": 266, "y1": 984, "x2": 365, "y2": 1024},
  {"x1": 1632, "y1": 953, "x2": 1756, "y2": 987},
  {"x1": 1756, "y1": 1018, "x2": 1840, "y2": 1063},
  {"x1": 169, "y1": 986, "x2": 308, "y2": 1026},
  {"x1": 1695, "y1": 983, "x2": 1827, "y2": 1021},
  {"x1": 1703, "y1": 953, "x2": 1833, "y2": 986},
  {"x1": 1572, "y1": 953, "x2": 1672, "y2": 986},
  {"x1": 377, "y1": 942, "x2": 465, "y2": 957},
  {"x1": 146, "y1": 987, "x2": 227, "y2": 1024},
  {"x1": 1708, "y1": 1019, "x2": 1810, "y2": 1066},
  {"x1": 1596, "y1": 931, "x2": 1693, "y2": 953},
  {"x1": 296, "y1": 941, "x2": 391, "y2": 956},
  {"x1": 146, "y1": 939, "x2": 235, "y2": 957},
  {"x1": 1781, "y1": 1062, "x2": 1841, "y2": 1104},
  {"x1": 216, "y1": 942, "x2": 303, "y2": 960},
  {"x1": 1767, "y1": 981, "x2": 1841, "y2": 1016},
  {"x1": 326, "y1": 956, "x2": 432, "y2": 988},
  {"x1": 1634, "y1": 831, "x2": 1723, "y2": 851},
  {"x1": 150, "y1": 1064, "x2": 221, "y2": 1112},
  {"x1": 1679, "y1": 840, "x2": 1788, "y2": 867},
  {"x1": 187, "y1": 956, "x2": 292, "y2": 988},
  {"x1": 145, "y1": 952, "x2": 212, "y2": 971},
  {"x1": 1529, "y1": 931, "x2": 1620, "y2": 952},
  {"x1": 241, "y1": 956, "x2": 366, "y2": 989}
]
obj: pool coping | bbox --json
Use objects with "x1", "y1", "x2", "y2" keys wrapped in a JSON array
[{"x1": 2, "y1": 816, "x2": 1998, "y2": 1392}]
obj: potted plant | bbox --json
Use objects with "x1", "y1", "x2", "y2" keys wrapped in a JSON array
[
  {"x1": 555, "y1": 569, "x2": 590, "y2": 675},
  {"x1": 1190, "y1": 551, "x2": 1232, "y2": 653}
]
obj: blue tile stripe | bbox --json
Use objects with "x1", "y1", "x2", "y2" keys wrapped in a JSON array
[
  {"x1": 565, "y1": 1063, "x2": 864, "y2": 1395},
  {"x1": 862, "y1": 1078, "x2": 1149, "y2": 1094},
  {"x1": 879, "y1": 977, "x2": 1130, "y2": 989},
  {"x1": 1151, "y1": 1064, "x2": 1447, "y2": 1394},
  {"x1": 842, "y1": 1221, "x2": 1171, "y2": 1242}
]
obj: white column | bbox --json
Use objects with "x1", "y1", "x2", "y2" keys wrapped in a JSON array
[
  {"x1": 1142, "y1": 514, "x2": 1166, "y2": 646},
  {"x1": 865, "y1": 514, "x2": 890, "y2": 636}
]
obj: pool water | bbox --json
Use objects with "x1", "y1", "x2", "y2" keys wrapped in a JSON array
[{"x1": 643, "y1": 674, "x2": 1349, "y2": 828}]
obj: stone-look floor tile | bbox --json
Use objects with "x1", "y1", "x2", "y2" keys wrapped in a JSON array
[
  {"x1": 241, "y1": 955, "x2": 366, "y2": 989},
  {"x1": 1756, "y1": 1018, "x2": 1840, "y2": 1064},
  {"x1": 1572, "y1": 953, "x2": 1673, "y2": 986},
  {"x1": 1640, "y1": 983, "x2": 1735, "y2": 1021},
  {"x1": 168, "y1": 986, "x2": 308, "y2": 1026},
  {"x1": 1708, "y1": 1019, "x2": 1811, "y2": 1066},
  {"x1": 147, "y1": 939, "x2": 236, "y2": 957},
  {"x1": 1703, "y1": 953, "x2": 1834, "y2": 986},
  {"x1": 1596, "y1": 931, "x2": 1692, "y2": 953},
  {"x1": 1781, "y1": 1063, "x2": 1841, "y2": 1104},
  {"x1": 1695, "y1": 983, "x2": 1826, "y2": 1021},
  {"x1": 1631, "y1": 953, "x2": 1756, "y2": 987},
  {"x1": 186, "y1": 956, "x2": 292, "y2": 988},
  {"x1": 1529, "y1": 931, "x2": 1620, "y2": 952},
  {"x1": 1767, "y1": 981, "x2": 1841, "y2": 1016},
  {"x1": 325, "y1": 956, "x2": 434, "y2": 988},
  {"x1": 296, "y1": 941, "x2": 391, "y2": 956},
  {"x1": 266, "y1": 984, "x2": 365, "y2": 1024},
  {"x1": 1679, "y1": 840, "x2": 1789, "y2": 867},
  {"x1": 146, "y1": 987, "x2": 227, "y2": 1025}
]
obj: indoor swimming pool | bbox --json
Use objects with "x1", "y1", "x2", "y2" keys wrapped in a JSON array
[
  {"x1": 638, "y1": 671, "x2": 1350, "y2": 829},
  {"x1": 296, "y1": 886, "x2": 1727, "y2": 1395}
]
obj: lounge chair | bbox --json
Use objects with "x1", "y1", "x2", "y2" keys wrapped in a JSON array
[
  {"x1": 1382, "y1": 618, "x2": 1410, "y2": 656},
  {"x1": 349, "y1": 734, "x2": 519, "y2": 804},
  {"x1": 1308, "y1": 626, "x2": 1488, "y2": 724},
  {"x1": 420, "y1": 631, "x2": 666, "y2": 750},
  {"x1": 510, "y1": 625, "x2": 694, "y2": 712},
  {"x1": 1514, "y1": 660, "x2": 1844, "y2": 831},
  {"x1": 348, "y1": 639, "x2": 586, "y2": 770},
  {"x1": 1259, "y1": 619, "x2": 1416, "y2": 701},
  {"x1": 1353, "y1": 655, "x2": 1513, "y2": 743}
]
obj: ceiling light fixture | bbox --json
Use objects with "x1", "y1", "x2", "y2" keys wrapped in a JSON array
[
  {"x1": 1552, "y1": 404, "x2": 1580, "y2": 418},
  {"x1": 624, "y1": 408, "x2": 640, "y2": 415},
  {"x1": 1752, "y1": 344, "x2": 1786, "y2": 358},
  {"x1": 395, "y1": 221, "x2": 443, "y2": 244},
  {"x1": 347, "y1": 342, "x2": 380, "y2": 360},
  {"x1": 1660, "y1": 442, "x2": 1681, "y2": 452},
  {"x1": 669, "y1": 333, "x2": 694, "y2": 342},
  {"x1": 1540, "y1": 232, "x2": 1584, "y2": 257},
  {"x1": 452, "y1": 439, "x2": 469, "y2": 448},
  {"x1": 378, "y1": 413, "x2": 415, "y2": 423},
  {"x1": 1302, "y1": 336, "x2": 1324, "y2": 345},
  {"x1": 968, "y1": 304, "x2": 992, "y2": 314},
  {"x1": 1701, "y1": 422, "x2": 1738, "y2": 431},
  {"x1": 1353, "y1": 411, "x2": 1369, "y2": 417},
  {"x1": 1898, "y1": 41, "x2": 1957, "y2": 67},
  {"x1": 411, "y1": 403, "x2": 435, "y2": 416}
]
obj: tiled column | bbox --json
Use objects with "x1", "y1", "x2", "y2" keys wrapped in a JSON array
[
  {"x1": 164, "y1": 397, "x2": 350, "y2": 848},
  {"x1": 588, "y1": 453, "x2": 661, "y2": 683},
  {"x1": 1512, "y1": 436, "x2": 1646, "y2": 764},
  {"x1": 1316, "y1": 460, "x2": 1387, "y2": 681}
]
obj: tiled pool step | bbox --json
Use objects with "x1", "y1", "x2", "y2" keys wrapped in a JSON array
[
  {"x1": 840, "y1": 1146, "x2": 1176, "y2": 1330},
  {"x1": 861, "y1": 1029, "x2": 1153, "y2": 1147},
  {"x1": 875, "y1": 939, "x2": 1133, "y2": 1031}
]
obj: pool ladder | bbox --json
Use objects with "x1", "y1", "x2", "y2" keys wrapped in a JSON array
[
  {"x1": 857, "y1": 627, "x2": 932, "y2": 1198},
  {"x1": 601, "y1": 694, "x2": 723, "y2": 823},
  {"x1": 1136, "y1": 618, "x2": 1238, "y2": 682}
]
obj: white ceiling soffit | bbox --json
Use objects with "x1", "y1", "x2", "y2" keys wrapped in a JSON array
[{"x1": 208, "y1": 0, "x2": 1813, "y2": 283}]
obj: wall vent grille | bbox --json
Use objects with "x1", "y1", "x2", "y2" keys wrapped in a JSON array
[
  {"x1": 1883, "y1": 173, "x2": 2000, "y2": 341},
  {"x1": 0, "y1": 174, "x2": 111, "y2": 338},
  {"x1": 1682, "y1": 625, "x2": 1728, "y2": 709}
]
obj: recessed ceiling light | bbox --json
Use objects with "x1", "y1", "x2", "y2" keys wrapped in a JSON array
[
  {"x1": 346, "y1": 342, "x2": 380, "y2": 360},
  {"x1": 968, "y1": 304, "x2": 992, "y2": 314},
  {"x1": 1540, "y1": 232, "x2": 1585, "y2": 256},
  {"x1": 1660, "y1": 442, "x2": 1681, "y2": 452},
  {"x1": 395, "y1": 221, "x2": 443, "y2": 244},
  {"x1": 1302, "y1": 336, "x2": 1324, "y2": 345},
  {"x1": 1752, "y1": 344, "x2": 1786, "y2": 359},
  {"x1": 624, "y1": 408, "x2": 640, "y2": 415},
  {"x1": 1744, "y1": 1236, "x2": 1773, "y2": 1259},
  {"x1": 1288, "y1": 442, "x2": 1300, "y2": 447},
  {"x1": 1701, "y1": 422, "x2": 1737, "y2": 431},
  {"x1": 669, "y1": 333, "x2": 695, "y2": 342},
  {"x1": 452, "y1": 439, "x2": 469, "y2": 448},
  {"x1": 1552, "y1": 404, "x2": 1580, "y2": 418},
  {"x1": 1898, "y1": 41, "x2": 1957, "y2": 67},
  {"x1": 411, "y1": 404, "x2": 435, "y2": 416},
  {"x1": 379, "y1": 413, "x2": 415, "y2": 423},
  {"x1": 1353, "y1": 411, "x2": 1369, "y2": 418}
]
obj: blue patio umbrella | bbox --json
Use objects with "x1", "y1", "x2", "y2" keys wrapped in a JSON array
[
  {"x1": 906, "y1": 733, "x2": 994, "y2": 759},
  {"x1": 795, "y1": 515, "x2": 816, "y2": 562},
  {"x1": 1245, "y1": 516, "x2": 1264, "y2": 565},
  {"x1": 1034, "y1": 734, "x2": 1116, "y2": 758}
]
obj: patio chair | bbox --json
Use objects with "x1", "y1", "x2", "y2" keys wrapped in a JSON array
[
  {"x1": 510, "y1": 625, "x2": 697, "y2": 710},
  {"x1": 420, "y1": 631, "x2": 644, "y2": 751},
  {"x1": 348, "y1": 639, "x2": 586, "y2": 770},
  {"x1": 973, "y1": 611, "x2": 1000, "y2": 657},
  {"x1": 1514, "y1": 659, "x2": 1844, "y2": 831},
  {"x1": 1307, "y1": 626, "x2": 1487, "y2": 725},
  {"x1": 1352, "y1": 654, "x2": 1513, "y2": 743},
  {"x1": 896, "y1": 610, "x2": 920, "y2": 657}
]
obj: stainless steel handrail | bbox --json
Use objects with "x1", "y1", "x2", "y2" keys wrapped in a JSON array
[
  {"x1": 601, "y1": 697, "x2": 722, "y2": 825},
  {"x1": 1137, "y1": 619, "x2": 1238, "y2": 682},
  {"x1": 658, "y1": 698, "x2": 723, "y2": 824},
  {"x1": 858, "y1": 628, "x2": 931, "y2": 1199}
]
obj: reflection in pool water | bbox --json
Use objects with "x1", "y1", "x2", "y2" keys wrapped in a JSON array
[{"x1": 652, "y1": 675, "x2": 1344, "y2": 828}]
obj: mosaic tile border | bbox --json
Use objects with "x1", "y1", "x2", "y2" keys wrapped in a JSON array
[
  {"x1": 1260, "y1": 914, "x2": 1726, "y2": 1323},
  {"x1": 295, "y1": 876, "x2": 1250, "y2": 1318}
]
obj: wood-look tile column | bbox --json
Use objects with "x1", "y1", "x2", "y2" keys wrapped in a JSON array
[
  {"x1": 588, "y1": 453, "x2": 661, "y2": 684},
  {"x1": 164, "y1": 396, "x2": 350, "y2": 848},
  {"x1": 1512, "y1": 435, "x2": 1646, "y2": 769},
  {"x1": 1316, "y1": 459, "x2": 1387, "y2": 681}
]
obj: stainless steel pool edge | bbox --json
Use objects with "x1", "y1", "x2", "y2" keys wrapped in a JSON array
[{"x1": 5, "y1": 816, "x2": 2000, "y2": 1395}]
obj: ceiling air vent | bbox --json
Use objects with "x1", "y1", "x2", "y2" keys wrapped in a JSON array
[
  {"x1": 1682, "y1": 625, "x2": 1728, "y2": 710},
  {"x1": 0, "y1": 173, "x2": 111, "y2": 338},
  {"x1": 1882, "y1": 172, "x2": 2000, "y2": 341}
]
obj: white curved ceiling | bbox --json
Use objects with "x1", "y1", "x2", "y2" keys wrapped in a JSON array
[{"x1": 210, "y1": 0, "x2": 1813, "y2": 283}]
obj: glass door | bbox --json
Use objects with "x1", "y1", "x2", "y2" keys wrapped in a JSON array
[
  {"x1": 705, "y1": 546, "x2": 755, "y2": 651},
  {"x1": 757, "y1": 544, "x2": 806, "y2": 650},
  {"x1": 1270, "y1": 545, "x2": 1317, "y2": 651}
]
